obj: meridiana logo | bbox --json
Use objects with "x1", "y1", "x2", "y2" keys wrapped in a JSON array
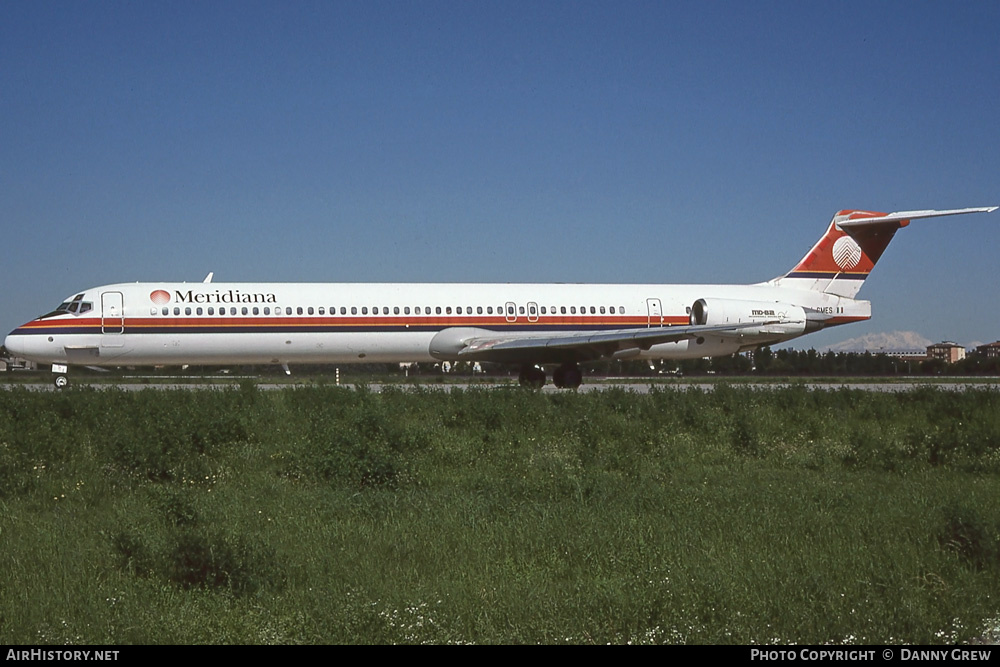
[
  {"x1": 148, "y1": 289, "x2": 277, "y2": 304},
  {"x1": 150, "y1": 290, "x2": 171, "y2": 305},
  {"x1": 832, "y1": 236, "x2": 863, "y2": 271}
]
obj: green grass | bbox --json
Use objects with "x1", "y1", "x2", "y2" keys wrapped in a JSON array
[{"x1": 1, "y1": 385, "x2": 999, "y2": 643}]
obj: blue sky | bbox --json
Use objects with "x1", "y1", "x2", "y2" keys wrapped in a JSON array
[{"x1": 3, "y1": 1, "x2": 998, "y2": 349}]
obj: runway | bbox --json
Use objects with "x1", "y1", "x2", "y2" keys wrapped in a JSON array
[{"x1": 5, "y1": 378, "x2": 1000, "y2": 393}]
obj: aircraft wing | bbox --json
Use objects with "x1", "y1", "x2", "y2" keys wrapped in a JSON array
[{"x1": 445, "y1": 321, "x2": 783, "y2": 364}]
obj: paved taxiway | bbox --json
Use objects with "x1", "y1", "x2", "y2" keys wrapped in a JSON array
[{"x1": 7, "y1": 380, "x2": 1000, "y2": 393}]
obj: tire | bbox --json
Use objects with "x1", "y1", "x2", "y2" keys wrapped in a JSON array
[{"x1": 518, "y1": 366, "x2": 546, "y2": 389}]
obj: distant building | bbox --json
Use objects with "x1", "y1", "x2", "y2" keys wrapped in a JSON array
[
  {"x1": 881, "y1": 350, "x2": 928, "y2": 361},
  {"x1": 975, "y1": 341, "x2": 1000, "y2": 359},
  {"x1": 926, "y1": 341, "x2": 966, "y2": 364}
]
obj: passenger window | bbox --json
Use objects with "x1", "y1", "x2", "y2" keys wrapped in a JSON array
[
  {"x1": 561, "y1": 306, "x2": 567, "y2": 314},
  {"x1": 185, "y1": 307, "x2": 192, "y2": 316},
  {"x1": 446, "y1": 306, "x2": 452, "y2": 315},
  {"x1": 487, "y1": 306, "x2": 493, "y2": 315},
  {"x1": 174, "y1": 307, "x2": 180, "y2": 315},
  {"x1": 403, "y1": 306, "x2": 409, "y2": 315},
  {"x1": 318, "y1": 307, "x2": 325, "y2": 315},
  {"x1": 456, "y1": 307, "x2": 463, "y2": 315},
  {"x1": 436, "y1": 307, "x2": 442, "y2": 315},
  {"x1": 590, "y1": 306, "x2": 596, "y2": 314},
  {"x1": 341, "y1": 307, "x2": 347, "y2": 315},
  {"x1": 477, "y1": 306, "x2": 483, "y2": 314},
  {"x1": 383, "y1": 307, "x2": 389, "y2": 315},
  {"x1": 307, "y1": 307, "x2": 314, "y2": 315},
  {"x1": 263, "y1": 307, "x2": 270, "y2": 315},
  {"x1": 150, "y1": 307, "x2": 157, "y2": 315},
  {"x1": 362, "y1": 307, "x2": 368, "y2": 315}
]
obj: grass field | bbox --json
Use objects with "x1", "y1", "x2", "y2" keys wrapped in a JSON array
[{"x1": 1, "y1": 384, "x2": 999, "y2": 644}]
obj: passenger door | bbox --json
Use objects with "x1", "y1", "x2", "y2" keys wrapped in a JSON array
[
  {"x1": 646, "y1": 298, "x2": 663, "y2": 327},
  {"x1": 101, "y1": 291, "x2": 125, "y2": 347}
]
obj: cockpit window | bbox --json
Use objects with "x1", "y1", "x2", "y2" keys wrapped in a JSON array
[{"x1": 41, "y1": 294, "x2": 93, "y2": 319}]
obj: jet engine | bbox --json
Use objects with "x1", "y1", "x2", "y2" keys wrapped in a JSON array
[{"x1": 688, "y1": 298, "x2": 807, "y2": 337}]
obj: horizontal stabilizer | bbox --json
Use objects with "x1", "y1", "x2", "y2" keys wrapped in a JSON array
[{"x1": 837, "y1": 207, "x2": 997, "y2": 230}]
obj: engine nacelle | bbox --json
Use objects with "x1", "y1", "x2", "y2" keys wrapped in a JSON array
[
  {"x1": 429, "y1": 327, "x2": 494, "y2": 360},
  {"x1": 688, "y1": 298, "x2": 807, "y2": 337}
]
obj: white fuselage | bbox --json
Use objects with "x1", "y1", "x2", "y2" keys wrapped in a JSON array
[{"x1": 5, "y1": 281, "x2": 869, "y2": 367}]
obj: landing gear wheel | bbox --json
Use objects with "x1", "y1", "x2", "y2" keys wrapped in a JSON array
[
  {"x1": 552, "y1": 363, "x2": 583, "y2": 389},
  {"x1": 54, "y1": 375, "x2": 69, "y2": 389},
  {"x1": 518, "y1": 365, "x2": 546, "y2": 389}
]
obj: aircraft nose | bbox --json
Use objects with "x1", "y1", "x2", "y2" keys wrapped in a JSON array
[
  {"x1": 3, "y1": 331, "x2": 21, "y2": 357},
  {"x1": 4, "y1": 329, "x2": 26, "y2": 358},
  {"x1": 4, "y1": 322, "x2": 44, "y2": 361}
]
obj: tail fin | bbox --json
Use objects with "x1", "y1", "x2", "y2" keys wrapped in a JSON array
[{"x1": 769, "y1": 207, "x2": 997, "y2": 298}]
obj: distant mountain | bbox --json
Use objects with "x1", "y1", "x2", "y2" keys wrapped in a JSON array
[{"x1": 821, "y1": 331, "x2": 933, "y2": 353}]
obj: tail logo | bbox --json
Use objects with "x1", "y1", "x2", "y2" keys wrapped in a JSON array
[{"x1": 832, "y1": 236, "x2": 863, "y2": 271}]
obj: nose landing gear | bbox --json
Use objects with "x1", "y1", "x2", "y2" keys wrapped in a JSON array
[{"x1": 52, "y1": 363, "x2": 69, "y2": 389}]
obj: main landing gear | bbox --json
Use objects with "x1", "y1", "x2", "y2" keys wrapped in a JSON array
[
  {"x1": 518, "y1": 363, "x2": 583, "y2": 390},
  {"x1": 518, "y1": 365, "x2": 546, "y2": 389},
  {"x1": 552, "y1": 363, "x2": 583, "y2": 389}
]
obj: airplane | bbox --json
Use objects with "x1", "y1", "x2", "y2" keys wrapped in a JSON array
[{"x1": 4, "y1": 206, "x2": 996, "y2": 388}]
